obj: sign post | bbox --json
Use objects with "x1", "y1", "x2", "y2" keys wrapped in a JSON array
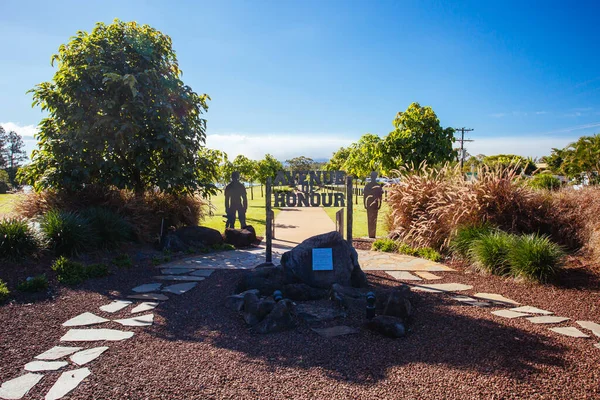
[
  {"x1": 346, "y1": 175, "x2": 353, "y2": 246},
  {"x1": 265, "y1": 177, "x2": 273, "y2": 265}
]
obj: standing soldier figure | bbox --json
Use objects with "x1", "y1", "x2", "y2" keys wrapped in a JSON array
[
  {"x1": 225, "y1": 171, "x2": 247, "y2": 229},
  {"x1": 363, "y1": 171, "x2": 383, "y2": 238}
]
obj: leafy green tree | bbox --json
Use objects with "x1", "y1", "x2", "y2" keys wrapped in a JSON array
[
  {"x1": 345, "y1": 133, "x2": 382, "y2": 179},
  {"x1": 285, "y1": 156, "x2": 315, "y2": 172},
  {"x1": 257, "y1": 154, "x2": 283, "y2": 196},
  {"x1": 24, "y1": 20, "x2": 213, "y2": 195},
  {"x1": 553, "y1": 134, "x2": 600, "y2": 184},
  {"x1": 381, "y1": 102, "x2": 456, "y2": 173},
  {"x1": 0, "y1": 129, "x2": 28, "y2": 186},
  {"x1": 324, "y1": 147, "x2": 350, "y2": 171},
  {"x1": 0, "y1": 126, "x2": 6, "y2": 168},
  {"x1": 482, "y1": 154, "x2": 537, "y2": 175},
  {"x1": 232, "y1": 155, "x2": 257, "y2": 199}
]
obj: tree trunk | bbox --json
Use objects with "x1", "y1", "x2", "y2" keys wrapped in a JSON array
[{"x1": 250, "y1": 183, "x2": 254, "y2": 200}]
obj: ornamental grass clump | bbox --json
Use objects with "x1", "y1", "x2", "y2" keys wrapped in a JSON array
[
  {"x1": 16, "y1": 275, "x2": 49, "y2": 293},
  {"x1": 51, "y1": 256, "x2": 87, "y2": 285},
  {"x1": 468, "y1": 231, "x2": 514, "y2": 276},
  {"x1": 41, "y1": 210, "x2": 96, "y2": 256},
  {"x1": 450, "y1": 224, "x2": 495, "y2": 259},
  {"x1": 0, "y1": 218, "x2": 39, "y2": 260},
  {"x1": 81, "y1": 207, "x2": 133, "y2": 249},
  {"x1": 508, "y1": 234, "x2": 564, "y2": 283},
  {"x1": 0, "y1": 279, "x2": 9, "y2": 303}
]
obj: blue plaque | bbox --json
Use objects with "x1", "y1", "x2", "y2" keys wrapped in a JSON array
[{"x1": 312, "y1": 248, "x2": 333, "y2": 271}]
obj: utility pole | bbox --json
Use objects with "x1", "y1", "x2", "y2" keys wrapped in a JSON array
[{"x1": 454, "y1": 127, "x2": 474, "y2": 169}]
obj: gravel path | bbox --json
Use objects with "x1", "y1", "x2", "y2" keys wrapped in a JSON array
[{"x1": 1, "y1": 249, "x2": 600, "y2": 399}]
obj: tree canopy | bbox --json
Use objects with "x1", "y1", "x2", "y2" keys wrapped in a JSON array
[
  {"x1": 544, "y1": 134, "x2": 600, "y2": 184},
  {"x1": 380, "y1": 102, "x2": 456, "y2": 173},
  {"x1": 24, "y1": 20, "x2": 214, "y2": 195},
  {"x1": 344, "y1": 133, "x2": 382, "y2": 179},
  {"x1": 285, "y1": 156, "x2": 315, "y2": 171},
  {"x1": 257, "y1": 154, "x2": 283, "y2": 185}
]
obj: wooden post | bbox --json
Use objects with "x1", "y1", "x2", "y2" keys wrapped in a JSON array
[
  {"x1": 346, "y1": 175, "x2": 353, "y2": 246},
  {"x1": 265, "y1": 177, "x2": 273, "y2": 264}
]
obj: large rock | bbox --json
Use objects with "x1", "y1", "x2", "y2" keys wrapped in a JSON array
[
  {"x1": 224, "y1": 226, "x2": 258, "y2": 248},
  {"x1": 367, "y1": 315, "x2": 406, "y2": 338},
  {"x1": 281, "y1": 231, "x2": 367, "y2": 289},
  {"x1": 175, "y1": 226, "x2": 224, "y2": 247},
  {"x1": 235, "y1": 265, "x2": 287, "y2": 296},
  {"x1": 283, "y1": 283, "x2": 329, "y2": 301},
  {"x1": 160, "y1": 232, "x2": 188, "y2": 252},
  {"x1": 254, "y1": 300, "x2": 295, "y2": 334}
]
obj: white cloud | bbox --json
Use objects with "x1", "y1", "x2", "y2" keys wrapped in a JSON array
[
  {"x1": 206, "y1": 133, "x2": 353, "y2": 160},
  {"x1": 464, "y1": 136, "x2": 574, "y2": 158},
  {"x1": 0, "y1": 121, "x2": 38, "y2": 139}
]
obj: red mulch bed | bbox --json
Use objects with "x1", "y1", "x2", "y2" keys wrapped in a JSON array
[{"x1": 1, "y1": 248, "x2": 600, "y2": 399}]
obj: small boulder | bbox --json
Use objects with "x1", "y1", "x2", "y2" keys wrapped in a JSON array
[
  {"x1": 224, "y1": 225, "x2": 258, "y2": 248},
  {"x1": 281, "y1": 231, "x2": 367, "y2": 289},
  {"x1": 235, "y1": 266, "x2": 286, "y2": 296},
  {"x1": 367, "y1": 315, "x2": 406, "y2": 338},
  {"x1": 381, "y1": 286, "x2": 413, "y2": 319},
  {"x1": 254, "y1": 300, "x2": 295, "y2": 334},
  {"x1": 175, "y1": 226, "x2": 224, "y2": 247},
  {"x1": 283, "y1": 283, "x2": 329, "y2": 301},
  {"x1": 225, "y1": 289, "x2": 260, "y2": 312},
  {"x1": 160, "y1": 232, "x2": 188, "y2": 252},
  {"x1": 242, "y1": 292, "x2": 276, "y2": 326}
]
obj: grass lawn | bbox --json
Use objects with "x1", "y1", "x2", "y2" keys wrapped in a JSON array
[
  {"x1": 200, "y1": 188, "x2": 280, "y2": 237},
  {"x1": 0, "y1": 193, "x2": 19, "y2": 216},
  {"x1": 323, "y1": 198, "x2": 390, "y2": 239}
]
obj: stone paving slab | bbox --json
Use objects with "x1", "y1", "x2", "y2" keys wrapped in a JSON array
[
  {"x1": 153, "y1": 275, "x2": 206, "y2": 282},
  {"x1": 61, "y1": 329, "x2": 134, "y2": 342},
  {"x1": 99, "y1": 300, "x2": 132, "y2": 313},
  {"x1": 70, "y1": 347, "x2": 109, "y2": 366},
  {"x1": 160, "y1": 268, "x2": 195, "y2": 275},
  {"x1": 526, "y1": 316, "x2": 570, "y2": 324},
  {"x1": 595, "y1": 343, "x2": 600, "y2": 349},
  {"x1": 114, "y1": 314, "x2": 154, "y2": 327},
  {"x1": 127, "y1": 293, "x2": 169, "y2": 301},
  {"x1": 450, "y1": 296, "x2": 491, "y2": 307},
  {"x1": 0, "y1": 373, "x2": 44, "y2": 400},
  {"x1": 385, "y1": 271, "x2": 422, "y2": 281},
  {"x1": 357, "y1": 250, "x2": 456, "y2": 272},
  {"x1": 131, "y1": 302, "x2": 158, "y2": 314},
  {"x1": 492, "y1": 310, "x2": 531, "y2": 319},
  {"x1": 162, "y1": 282, "x2": 197, "y2": 295},
  {"x1": 62, "y1": 312, "x2": 109, "y2": 327},
  {"x1": 131, "y1": 283, "x2": 162, "y2": 293},
  {"x1": 35, "y1": 347, "x2": 82, "y2": 361},
  {"x1": 412, "y1": 283, "x2": 473, "y2": 293},
  {"x1": 188, "y1": 269, "x2": 215, "y2": 277},
  {"x1": 510, "y1": 306, "x2": 553, "y2": 315},
  {"x1": 473, "y1": 293, "x2": 519, "y2": 306},
  {"x1": 576, "y1": 321, "x2": 600, "y2": 337},
  {"x1": 311, "y1": 326, "x2": 360, "y2": 338},
  {"x1": 24, "y1": 361, "x2": 68, "y2": 372},
  {"x1": 549, "y1": 327, "x2": 590, "y2": 338},
  {"x1": 414, "y1": 271, "x2": 442, "y2": 280},
  {"x1": 45, "y1": 368, "x2": 90, "y2": 400}
]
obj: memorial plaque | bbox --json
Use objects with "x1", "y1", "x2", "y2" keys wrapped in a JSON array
[{"x1": 312, "y1": 248, "x2": 333, "y2": 271}]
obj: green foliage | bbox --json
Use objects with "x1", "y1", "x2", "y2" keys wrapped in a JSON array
[
  {"x1": 0, "y1": 279, "x2": 9, "y2": 303},
  {"x1": 344, "y1": 134, "x2": 383, "y2": 179},
  {"x1": 41, "y1": 210, "x2": 96, "y2": 256},
  {"x1": 257, "y1": 154, "x2": 284, "y2": 185},
  {"x1": 324, "y1": 147, "x2": 351, "y2": 171},
  {"x1": 508, "y1": 234, "x2": 564, "y2": 282},
  {"x1": 415, "y1": 247, "x2": 442, "y2": 262},
  {"x1": 0, "y1": 218, "x2": 39, "y2": 260},
  {"x1": 17, "y1": 275, "x2": 49, "y2": 293},
  {"x1": 545, "y1": 134, "x2": 600, "y2": 184},
  {"x1": 450, "y1": 224, "x2": 495, "y2": 259},
  {"x1": 0, "y1": 170, "x2": 11, "y2": 193},
  {"x1": 52, "y1": 256, "x2": 87, "y2": 285},
  {"x1": 25, "y1": 20, "x2": 213, "y2": 196},
  {"x1": 528, "y1": 174, "x2": 561, "y2": 190},
  {"x1": 285, "y1": 156, "x2": 315, "y2": 172},
  {"x1": 212, "y1": 243, "x2": 235, "y2": 251},
  {"x1": 396, "y1": 242, "x2": 416, "y2": 256},
  {"x1": 372, "y1": 238, "x2": 398, "y2": 252},
  {"x1": 381, "y1": 103, "x2": 456, "y2": 173},
  {"x1": 198, "y1": 147, "x2": 228, "y2": 185},
  {"x1": 112, "y1": 254, "x2": 132, "y2": 268},
  {"x1": 482, "y1": 154, "x2": 537, "y2": 175},
  {"x1": 468, "y1": 231, "x2": 514, "y2": 275},
  {"x1": 0, "y1": 129, "x2": 27, "y2": 173},
  {"x1": 80, "y1": 207, "x2": 132, "y2": 249},
  {"x1": 85, "y1": 263, "x2": 110, "y2": 279}
]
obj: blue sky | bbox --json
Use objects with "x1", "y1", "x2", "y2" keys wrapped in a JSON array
[{"x1": 1, "y1": 0, "x2": 599, "y2": 160}]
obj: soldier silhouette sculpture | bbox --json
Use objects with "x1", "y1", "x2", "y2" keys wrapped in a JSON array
[
  {"x1": 225, "y1": 171, "x2": 247, "y2": 229},
  {"x1": 363, "y1": 171, "x2": 383, "y2": 238}
]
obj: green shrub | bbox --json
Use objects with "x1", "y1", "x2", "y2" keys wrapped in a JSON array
[
  {"x1": 85, "y1": 263, "x2": 110, "y2": 279},
  {"x1": 450, "y1": 224, "x2": 495, "y2": 259},
  {"x1": 112, "y1": 254, "x2": 132, "y2": 269},
  {"x1": 508, "y1": 234, "x2": 564, "y2": 282},
  {"x1": 528, "y1": 174, "x2": 561, "y2": 191},
  {"x1": 469, "y1": 231, "x2": 514, "y2": 275},
  {"x1": 16, "y1": 275, "x2": 48, "y2": 292},
  {"x1": 372, "y1": 238, "x2": 398, "y2": 252},
  {"x1": 41, "y1": 210, "x2": 96, "y2": 256},
  {"x1": 51, "y1": 256, "x2": 87, "y2": 285},
  {"x1": 0, "y1": 218, "x2": 39, "y2": 260},
  {"x1": 416, "y1": 247, "x2": 442, "y2": 262},
  {"x1": 81, "y1": 207, "x2": 133, "y2": 249},
  {"x1": 0, "y1": 279, "x2": 9, "y2": 303},
  {"x1": 212, "y1": 243, "x2": 235, "y2": 251}
]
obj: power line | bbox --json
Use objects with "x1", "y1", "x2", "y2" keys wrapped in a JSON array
[{"x1": 454, "y1": 127, "x2": 474, "y2": 169}]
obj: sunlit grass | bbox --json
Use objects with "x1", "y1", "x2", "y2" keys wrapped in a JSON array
[{"x1": 0, "y1": 194, "x2": 19, "y2": 216}]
